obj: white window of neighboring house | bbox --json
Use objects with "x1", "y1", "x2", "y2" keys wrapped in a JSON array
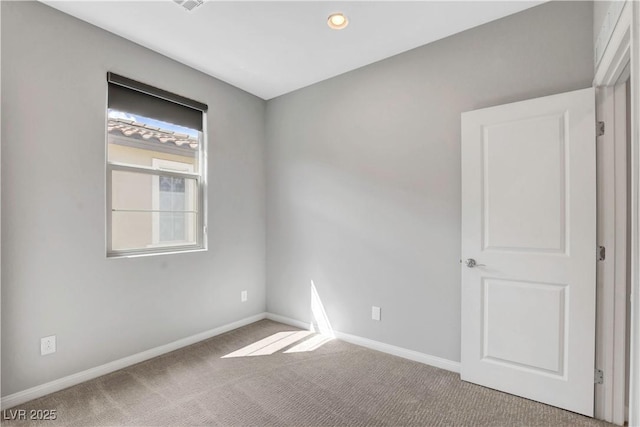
[
  {"x1": 106, "y1": 73, "x2": 207, "y2": 257},
  {"x1": 151, "y1": 159, "x2": 194, "y2": 246}
]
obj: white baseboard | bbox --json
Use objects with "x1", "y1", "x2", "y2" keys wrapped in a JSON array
[
  {"x1": 265, "y1": 312, "x2": 312, "y2": 330},
  {"x1": 3, "y1": 311, "x2": 460, "y2": 410},
  {"x1": 265, "y1": 312, "x2": 461, "y2": 373},
  {"x1": 333, "y1": 330, "x2": 461, "y2": 373},
  {"x1": 1, "y1": 312, "x2": 267, "y2": 410}
]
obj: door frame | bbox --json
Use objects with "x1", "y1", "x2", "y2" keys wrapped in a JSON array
[
  {"x1": 595, "y1": 71, "x2": 629, "y2": 425},
  {"x1": 593, "y1": 1, "x2": 639, "y2": 425}
]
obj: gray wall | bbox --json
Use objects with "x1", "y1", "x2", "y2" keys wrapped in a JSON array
[
  {"x1": 265, "y1": 1, "x2": 594, "y2": 362},
  {"x1": 1, "y1": 1, "x2": 266, "y2": 396}
]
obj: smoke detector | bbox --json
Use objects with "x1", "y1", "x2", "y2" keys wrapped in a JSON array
[{"x1": 173, "y1": 0, "x2": 204, "y2": 12}]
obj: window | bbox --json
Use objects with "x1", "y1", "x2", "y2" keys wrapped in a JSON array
[
  {"x1": 106, "y1": 73, "x2": 207, "y2": 257},
  {"x1": 151, "y1": 159, "x2": 195, "y2": 245}
]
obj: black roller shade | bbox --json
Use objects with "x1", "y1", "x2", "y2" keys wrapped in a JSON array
[{"x1": 107, "y1": 72, "x2": 207, "y2": 132}]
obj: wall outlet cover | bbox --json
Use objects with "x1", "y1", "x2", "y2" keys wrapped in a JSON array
[
  {"x1": 372, "y1": 306, "x2": 381, "y2": 321},
  {"x1": 41, "y1": 335, "x2": 56, "y2": 356},
  {"x1": 241, "y1": 290, "x2": 248, "y2": 302}
]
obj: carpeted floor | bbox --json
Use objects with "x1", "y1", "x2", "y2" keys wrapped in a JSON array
[{"x1": 1, "y1": 319, "x2": 612, "y2": 426}]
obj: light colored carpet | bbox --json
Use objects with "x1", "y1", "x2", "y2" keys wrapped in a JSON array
[{"x1": 2, "y1": 319, "x2": 612, "y2": 426}]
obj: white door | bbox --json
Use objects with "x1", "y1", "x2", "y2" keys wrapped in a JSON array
[{"x1": 461, "y1": 87, "x2": 596, "y2": 416}]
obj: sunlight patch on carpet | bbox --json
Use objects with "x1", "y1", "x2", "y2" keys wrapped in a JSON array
[
  {"x1": 285, "y1": 334, "x2": 334, "y2": 353},
  {"x1": 222, "y1": 331, "x2": 313, "y2": 358}
]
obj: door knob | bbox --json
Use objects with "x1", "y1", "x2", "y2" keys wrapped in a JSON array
[{"x1": 465, "y1": 258, "x2": 485, "y2": 268}]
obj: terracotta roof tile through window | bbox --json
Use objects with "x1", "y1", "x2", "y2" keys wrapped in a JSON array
[{"x1": 107, "y1": 118, "x2": 198, "y2": 150}]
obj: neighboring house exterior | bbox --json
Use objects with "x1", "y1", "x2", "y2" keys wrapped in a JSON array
[{"x1": 107, "y1": 117, "x2": 199, "y2": 251}]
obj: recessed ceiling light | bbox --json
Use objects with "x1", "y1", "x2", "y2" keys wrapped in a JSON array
[{"x1": 327, "y1": 13, "x2": 348, "y2": 30}]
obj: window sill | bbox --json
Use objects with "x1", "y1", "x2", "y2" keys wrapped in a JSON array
[{"x1": 107, "y1": 246, "x2": 206, "y2": 259}]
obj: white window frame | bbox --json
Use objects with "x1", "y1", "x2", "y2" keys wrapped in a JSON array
[
  {"x1": 106, "y1": 135, "x2": 207, "y2": 258},
  {"x1": 106, "y1": 73, "x2": 208, "y2": 258}
]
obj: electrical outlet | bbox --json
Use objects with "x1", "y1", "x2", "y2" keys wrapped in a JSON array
[
  {"x1": 41, "y1": 335, "x2": 56, "y2": 356},
  {"x1": 372, "y1": 306, "x2": 381, "y2": 321},
  {"x1": 241, "y1": 290, "x2": 248, "y2": 302}
]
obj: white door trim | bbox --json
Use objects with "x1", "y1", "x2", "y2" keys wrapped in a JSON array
[
  {"x1": 595, "y1": 81, "x2": 629, "y2": 425},
  {"x1": 629, "y1": 3, "x2": 640, "y2": 425},
  {"x1": 594, "y1": 1, "x2": 631, "y2": 87},
  {"x1": 594, "y1": 1, "x2": 639, "y2": 425}
]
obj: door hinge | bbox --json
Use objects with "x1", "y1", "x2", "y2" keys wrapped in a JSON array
[
  {"x1": 597, "y1": 121, "x2": 605, "y2": 137},
  {"x1": 598, "y1": 246, "x2": 606, "y2": 261},
  {"x1": 595, "y1": 368, "x2": 604, "y2": 384}
]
